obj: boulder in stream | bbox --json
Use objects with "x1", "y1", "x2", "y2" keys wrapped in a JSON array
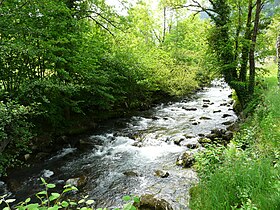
[
  {"x1": 198, "y1": 138, "x2": 212, "y2": 146},
  {"x1": 132, "y1": 142, "x2": 143, "y2": 147},
  {"x1": 171, "y1": 136, "x2": 185, "y2": 146},
  {"x1": 154, "y1": 170, "x2": 169, "y2": 178},
  {"x1": 222, "y1": 120, "x2": 234, "y2": 126},
  {"x1": 123, "y1": 171, "x2": 139, "y2": 177},
  {"x1": 182, "y1": 107, "x2": 197, "y2": 111},
  {"x1": 135, "y1": 194, "x2": 173, "y2": 210},
  {"x1": 222, "y1": 114, "x2": 232, "y2": 118},
  {"x1": 66, "y1": 175, "x2": 87, "y2": 189},
  {"x1": 176, "y1": 151, "x2": 195, "y2": 168},
  {"x1": 200, "y1": 116, "x2": 212, "y2": 120},
  {"x1": 183, "y1": 134, "x2": 195, "y2": 139},
  {"x1": 186, "y1": 143, "x2": 199, "y2": 149}
]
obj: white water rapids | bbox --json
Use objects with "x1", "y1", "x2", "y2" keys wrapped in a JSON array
[{"x1": 1, "y1": 79, "x2": 238, "y2": 210}]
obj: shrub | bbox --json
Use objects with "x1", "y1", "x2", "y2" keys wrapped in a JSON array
[{"x1": 0, "y1": 100, "x2": 34, "y2": 175}]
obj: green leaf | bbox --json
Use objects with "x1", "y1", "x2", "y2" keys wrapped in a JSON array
[
  {"x1": 49, "y1": 193, "x2": 60, "y2": 201},
  {"x1": 78, "y1": 199, "x2": 85, "y2": 204},
  {"x1": 25, "y1": 197, "x2": 31, "y2": 203},
  {"x1": 40, "y1": 178, "x2": 47, "y2": 185},
  {"x1": 122, "y1": 195, "x2": 131, "y2": 202},
  {"x1": 85, "y1": 199, "x2": 95, "y2": 205},
  {"x1": 133, "y1": 196, "x2": 140, "y2": 203},
  {"x1": 47, "y1": 205, "x2": 60, "y2": 210},
  {"x1": 25, "y1": 203, "x2": 40, "y2": 210},
  {"x1": 62, "y1": 186, "x2": 78, "y2": 193},
  {"x1": 0, "y1": 194, "x2": 8, "y2": 199},
  {"x1": 69, "y1": 201, "x2": 77, "y2": 206},
  {"x1": 47, "y1": 184, "x2": 56, "y2": 189},
  {"x1": 123, "y1": 203, "x2": 135, "y2": 210},
  {"x1": 61, "y1": 201, "x2": 69, "y2": 207},
  {"x1": 3, "y1": 207, "x2": 10, "y2": 210},
  {"x1": 6, "y1": 198, "x2": 16, "y2": 203},
  {"x1": 37, "y1": 191, "x2": 47, "y2": 195}
]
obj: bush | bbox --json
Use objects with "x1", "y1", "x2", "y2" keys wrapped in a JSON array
[{"x1": 0, "y1": 100, "x2": 34, "y2": 175}]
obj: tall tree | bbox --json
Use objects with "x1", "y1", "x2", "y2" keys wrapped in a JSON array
[
  {"x1": 248, "y1": 0, "x2": 264, "y2": 94},
  {"x1": 277, "y1": 34, "x2": 280, "y2": 87},
  {"x1": 239, "y1": 0, "x2": 253, "y2": 82}
]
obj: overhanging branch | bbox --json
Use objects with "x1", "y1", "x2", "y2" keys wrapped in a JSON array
[{"x1": 87, "y1": 16, "x2": 115, "y2": 36}]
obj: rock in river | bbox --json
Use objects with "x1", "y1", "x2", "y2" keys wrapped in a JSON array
[
  {"x1": 182, "y1": 107, "x2": 197, "y2": 111},
  {"x1": 66, "y1": 175, "x2": 87, "y2": 188},
  {"x1": 198, "y1": 138, "x2": 212, "y2": 146},
  {"x1": 222, "y1": 114, "x2": 232, "y2": 118},
  {"x1": 135, "y1": 194, "x2": 173, "y2": 210},
  {"x1": 123, "y1": 171, "x2": 139, "y2": 177},
  {"x1": 154, "y1": 170, "x2": 169, "y2": 178},
  {"x1": 200, "y1": 116, "x2": 212, "y2": 120},
  {"x1": 176, "y1": 151, "x2": 195, "y2": 168}
]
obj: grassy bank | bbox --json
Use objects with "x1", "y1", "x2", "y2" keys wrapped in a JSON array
[{"x1": 190, "y1": 64, "x2": 280, "y2": 209}]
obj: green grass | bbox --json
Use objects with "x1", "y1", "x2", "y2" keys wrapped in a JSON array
[{"x1": 190, "y1": 64, "x2": 280, "y2": 210}]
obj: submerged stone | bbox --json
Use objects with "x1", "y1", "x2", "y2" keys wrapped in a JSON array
[
  {"x1": 123, "y1": 171, "x2": 139, "y2": 177},
  {"x1": 200, "y1": 116, "x2": 212, "y2": 120},
  {"x1": 182, "y1": 107, "x2": 197, "y2": 111}
]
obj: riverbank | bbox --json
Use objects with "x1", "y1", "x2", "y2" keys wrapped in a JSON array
[
  {"x1": 1, "y1": 79, "x2": 236, "y2": 209},
  {"x1": 189, "y1": 65, "x2": 280, "y2": 209}
]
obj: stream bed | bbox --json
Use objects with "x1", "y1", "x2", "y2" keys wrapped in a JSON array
[{"x1": 1, "y1": 79, "x2": 238, "y2": 209}]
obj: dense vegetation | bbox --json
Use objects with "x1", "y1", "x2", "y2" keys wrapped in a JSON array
[
  {"x1": 0, "y1": 0, "x2": 280, "y2": 209},
  {"x1": 190, "y1": 63, "x2": 280, "y2": 209},
  {"x1": 0, "y1": 0, "x2": 210, "y2": 174}
]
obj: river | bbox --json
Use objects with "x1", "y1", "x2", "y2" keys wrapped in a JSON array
[{"x1": 0, "y1": 79, "x2": 238, "y2": 210}]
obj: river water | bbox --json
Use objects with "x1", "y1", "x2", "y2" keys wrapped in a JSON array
[{"x1": 1, "y1": 79, "x2": 237, "y2": 209}]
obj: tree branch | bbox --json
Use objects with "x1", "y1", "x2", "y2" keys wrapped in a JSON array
[
  {"x1": 87, "y1": 16, "x2": 115, "y2": 36},
  {"x1": 172, "y1": 0, "x2": 216, "y2": 20},
  {"x1": 87, "y1": 10, "x2": 119, "y2": 29}
]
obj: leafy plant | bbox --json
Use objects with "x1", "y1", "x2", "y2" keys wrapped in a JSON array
[{"x1": 0, "y1": 178, "x2": 140, "y2": 210}]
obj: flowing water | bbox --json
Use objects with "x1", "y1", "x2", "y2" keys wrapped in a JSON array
[{"x1": 1, "y1": 79, "x2": 238, "y2": 209}]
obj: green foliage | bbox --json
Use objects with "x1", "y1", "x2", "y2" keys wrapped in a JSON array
[
  {"x1": 0, "y1": 100, "x2": 35, "y2": 174},
  {"x1": 0, "y1": 0, "x2": 212, "y2": 174},
  {"x1": 190, "y1": 72, "x2": 280, "y2": 209},
  {"x1": 0, "y1": 178, "x2": 140, "y2": 210}
]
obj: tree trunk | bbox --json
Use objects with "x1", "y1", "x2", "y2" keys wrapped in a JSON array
[
  {"x1": 239, "y1": 0, "x2": 253, "y2": 82},
  {"x1": 234, "y1": 1, "x2": 242, "y2": 61},
  {"x1": 277, "y1": 34, "x2": 280, "y2": 87},
  {"x1": 162, "y1": 7, "x2": 167, "y2": 43},
  {"x1": 248, "y1": 0, "x2": 262, "y2": 94}
]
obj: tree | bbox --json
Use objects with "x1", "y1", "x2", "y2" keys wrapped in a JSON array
[
  {"x1": 174, "y1": 0, "x2": 276, "y2": 106},
  {"x1": 248, "y1": 0, "x2": 264, "y2": 94},
  {"x1": 277, "y1": 34, "x2": 280, "y2": 86}
]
